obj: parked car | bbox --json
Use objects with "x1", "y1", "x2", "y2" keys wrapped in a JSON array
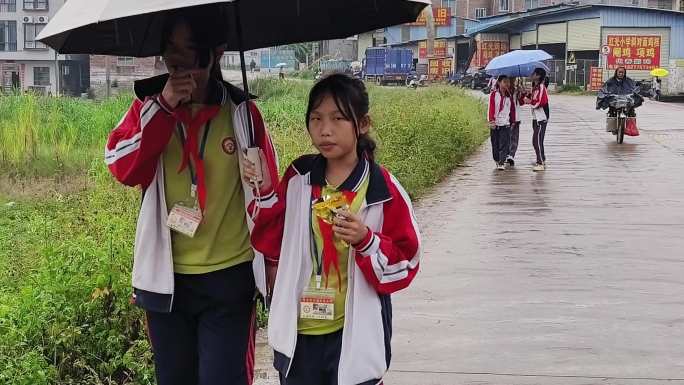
[
  {"x1": 461, "y1": 67, "x2": 491, "y2": 90},
  {"x1": 448, "y1": 71, "x2": 465, "y2": 86},
  {"x1": 635, "y1": 80, "x2": 653, "y2": 98}
]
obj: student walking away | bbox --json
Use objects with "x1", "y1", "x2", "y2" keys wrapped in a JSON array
[
  {"x1": 244, "y1": 74, "x2": 421, "y2": 385},
  {"x1": 507, "y1": 77, "x2": 525, "y2": 166},
  {"x1": 525, "y1": 68, "x2": 550, "y2": 172},
  {"x1": 652, "y1": 76, "x2": 662, "y2": 101},
  {"x1": 488, "y1": 75, "x2": 516, "y2": 171},
  {"x1": 104, "y1": 7, "x2": 279, "y2": 385},
  {"x1": 250, "y1": 59, "x2": 257, "y2": 73}
]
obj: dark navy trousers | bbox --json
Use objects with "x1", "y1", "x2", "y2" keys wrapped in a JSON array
[{"x1": 146, "y1": 262, "x2": 256, "y2": 385}]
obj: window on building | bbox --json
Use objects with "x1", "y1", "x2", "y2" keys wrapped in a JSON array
[
  {"x1": 117, "y1": 56, "x2": 135, "y2": 67},
  {"x1": 23, "y1": 0, "x2": 47, "y2": 10},
  {"x1": 524, "y1": 0, "x2": 539, "y2": 9},
  {"x1": 656, "y1": 0, "x2": 673, "y2": 8},
  {"x1": 401, "y1": 26, "x2": 410, "y2": 43},
  {"x1": 33, "y1": 66, "x2": 50, "y2": 86},
  {"x1": 681, "y1": 0, "x2": 684, "y2": 11},
  {"x1": 475, "y1": 7, "x2": 487, "y2": 18},
  {"x1": 0, "y1": 20, "x2": 17, "y2": 51},
  {"x1": 0, "y1": 0, "x2": 16, "y2": 12},
  {"x1": 631, "y1": 0, "x2": 640, "y2": 6},
  {"x1": 500, "y1": 0, "x2": 510, "y2": 11},
  {"x1": 24, "y1": 23, "x2": 46, "y2": 49}
]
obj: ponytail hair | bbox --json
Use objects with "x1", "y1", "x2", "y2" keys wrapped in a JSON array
[
  {"x1": 532, "y1": 67, "x2": 549, "y2": 88},
  {"x1": 306, "y1": 73, "x2": 377, "y2": 162}
]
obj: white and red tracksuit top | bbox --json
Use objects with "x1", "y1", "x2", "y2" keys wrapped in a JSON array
[
  {"x1": 488, "y1": 89, "x2": 516, "y2": 127},
  {"x1": 105, "y1": 74, "x2": 279, "y2": 313},
  {"x1": 251, "y1": 155, "x2": 421, "y2": 385},
  {"x1": 528, "y1": 83, "x2": 550, "y2": 122}
]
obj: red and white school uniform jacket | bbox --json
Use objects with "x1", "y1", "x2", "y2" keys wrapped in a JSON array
[
  {"x1": 529, "y1": 84, "x2": 550, "y2": 122},
  {"x1": 513, "y1": 90, "x2": 526, "y2": 123},
  {"x1": 488, "y1": 89, "x2": 516, "y2": 127},
  {"x1": 251, "y1": 155, "x2": 421, "y2": 385},
  {"x1": 105, "y1": 74, "x2": 279, "y2": 313}
]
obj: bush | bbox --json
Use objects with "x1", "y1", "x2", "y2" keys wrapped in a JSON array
[
  {"x1": 0, "y1": 80, "x2": 488, "y2": 384},
  {"x1": 290, "y1": 69, "x2": 316, "y2": 80},
  {"x1": 557, "y1": 84, "x2": 588, "y2": 94}
]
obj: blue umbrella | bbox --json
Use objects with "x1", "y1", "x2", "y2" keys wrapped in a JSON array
[
  {"x1": 485, "y1": 49, "x2": 552, "y2": 77},
  {"x1": 487, "y1": 61, "x2": 549, "y2": 77}
]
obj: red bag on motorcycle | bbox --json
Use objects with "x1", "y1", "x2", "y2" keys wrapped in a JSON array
[{"x1": 625, "y1": 117, "x2": 639, "y2": 136}]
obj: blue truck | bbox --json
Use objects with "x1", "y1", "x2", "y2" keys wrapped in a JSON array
[{"x1": 363, "y1": 47, "x2": 414, "y2": 85}]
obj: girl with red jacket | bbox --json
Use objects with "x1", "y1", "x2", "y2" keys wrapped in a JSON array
[
  {"x1": 525, "y1": 68, "x2": 550, "y2": 171},
  {"x1": 488, "y1": 75, "x2": 516, "y2": 171},
  {"x1": 244, "y1": 74, "x2": 421, "y2": 385},
  {"x1": 105, "y1": 7, "x2": 279, "y2": 385}
]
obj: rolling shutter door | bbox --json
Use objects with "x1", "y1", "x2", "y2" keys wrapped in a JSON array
[
  {"x1": 538, "y1": 23, "x2": 567, "y2": 44},
  {"x1": 522, "y1": 31, "x2": 536, "y2": 46},
  {"x1": 510, "y1": 34, "x2": 521, "y2": 50},
  {"x1": 568, "y1": 19, "x2": 601, "y2": 51}
]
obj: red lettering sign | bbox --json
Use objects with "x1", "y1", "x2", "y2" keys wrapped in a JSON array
[
  {"x1": 408, "y1": 7, "x2": 451, "y2": 26},
  {"x1": 589, "y1": 66, "x2": 603, "y2": 92},
  {"x1": 606, "y1": 35, "x2": 661, "y2": 70}
]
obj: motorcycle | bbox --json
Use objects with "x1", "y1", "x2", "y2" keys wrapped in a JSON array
[
  {"x1": 406, "y1": 73, "x2": 428, "y2": 89},
  {"x1": 604, "y1": 94, "x2": 638, "y2": 144}
]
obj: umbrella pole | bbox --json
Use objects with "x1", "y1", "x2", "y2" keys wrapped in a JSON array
[{"x1": 234, "y1": 5, "x2": 255, "y2": 148}]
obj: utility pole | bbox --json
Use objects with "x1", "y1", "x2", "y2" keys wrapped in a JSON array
[
  {"x1": 54, "y1": 50, "x2": 60, "y2": 96},
  {"x1": 426, "y1": 6, "x2": 436, "y2": 58},
  {"x1": 105, "y1": 55, "x2": 111, "y2": 99}
]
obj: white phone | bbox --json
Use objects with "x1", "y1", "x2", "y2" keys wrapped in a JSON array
[{"x1": 246, "y1": 147, "x2": 263, "y2": 184}]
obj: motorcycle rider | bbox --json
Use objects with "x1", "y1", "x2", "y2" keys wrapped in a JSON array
[{"x1": 596, "y1": 66, "x2": 642, "y2": 117}]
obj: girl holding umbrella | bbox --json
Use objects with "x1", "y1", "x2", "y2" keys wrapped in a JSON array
[
  {"x1": 105, "y1": 7, "x2": 279, "y2": 385},
  {"x1": 525, "y1": 67, "x2": 550, "y2": 172}
]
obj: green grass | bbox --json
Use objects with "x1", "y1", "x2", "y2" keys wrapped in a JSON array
[
  {"x1": 0, "y1": 79, "x2": 488, "y2": 384},
  {"x1": 0, "y1": 92, "x2": 132, "y2": 177}
]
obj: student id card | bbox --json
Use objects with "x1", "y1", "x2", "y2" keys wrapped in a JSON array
[
  {"x1": 300, "y1": 287, "x2": 335, "y2": 320},
  {"x1": 167, "y1": 204, "x2": 202, "y2": 238}
]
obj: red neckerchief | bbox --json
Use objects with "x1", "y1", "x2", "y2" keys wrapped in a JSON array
[
  {"x1": 311, "y1": 185, "x2": 357, "y2": 290},
  {"x1": 175, "y1": 105, "x2": 221, "y2": 213}
]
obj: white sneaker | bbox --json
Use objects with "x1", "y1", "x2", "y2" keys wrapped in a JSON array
[
  {"x1": 532, "y1": 164, "x2": 545, "y2": 172},
  {"x1": 497, "y1": 164, "x2": 506, "y2": 171}
]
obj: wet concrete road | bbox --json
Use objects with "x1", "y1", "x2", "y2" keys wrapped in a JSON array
[
  {"x1": 384, "y1": 95, "x2": 684, "y2": 384},
  {"x1": 255, "y1": 95, "x2": 684, "y2": 384}
]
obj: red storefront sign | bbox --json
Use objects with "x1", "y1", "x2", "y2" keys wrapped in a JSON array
[
  {"x1": 478, "y1": 41, "x2": 508, "y2": 67},
  {"x1": 408, "y1": 7, "x2": 451, "y2": 26},
  {"x1": 428, "y1": 57, "x2": 453, "y2": 80},
  {"x1": 419, "y1": 40, "x2": 447, "y2": 59},
  {"x1": 589, "y1": 66, "x2": 603, "y2": 91},
  {"x1": 606, "y1": 35, "x2": 661, "y2": 71}
]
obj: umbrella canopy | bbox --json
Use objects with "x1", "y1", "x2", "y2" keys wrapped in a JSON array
[
  {"x1": 486, "y1": 61, "x2": 549, "y2": 78},
  {"x1": 485, "y1": 50, "x2": 552, "y2": 75},
  {"x1": 37, "y1": 0, "x2": 429, "y2": 56},
  {"x1": 650, "y1": 68, "x2": 669, "y2": 77},
  {"x1": 275, "y1": 63, "x2": 288, "y2": 68}
]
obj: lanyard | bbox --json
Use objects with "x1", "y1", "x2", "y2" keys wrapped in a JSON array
[
  {"x1": 176, "y1": 121, "x2": 212, "y2": 201},
  {"x1": 310, "y1": 193, "x2": 324, "y2": 289}
]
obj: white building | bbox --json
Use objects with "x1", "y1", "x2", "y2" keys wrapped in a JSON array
[{"x1": 0, "y1": 0, "x2": 88, "y2": 95}]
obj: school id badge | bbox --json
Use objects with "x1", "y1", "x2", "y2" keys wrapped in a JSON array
[
  {"x1": 299, "y1": 287, "x2": 335, "y2": 320},
  {"x1": 167, "y1": 203, "x2": 202, "y2": 238}
]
